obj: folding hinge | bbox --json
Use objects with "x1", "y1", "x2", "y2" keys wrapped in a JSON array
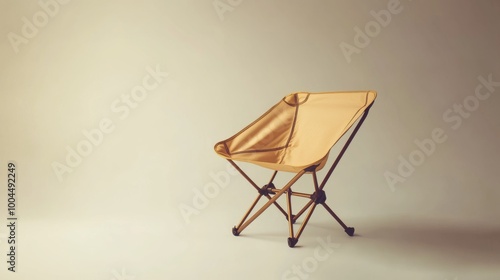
[
  {"x1": 311, "y1": 190, "x2": 326, "y2": 204},
  {"x1": 258, "y1": 183, "x2": 276, "y2": 195}
]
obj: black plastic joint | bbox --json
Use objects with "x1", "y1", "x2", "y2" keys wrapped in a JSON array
[
  {"x1": 259, "y1": 183, "x2": 275, "y2": 195},
  {"x1": 305, "y1": 165, "x2": 319, "y2": 172},
  {"x1": 312, "y1": 190, "x2": 327, "y2": 204}
]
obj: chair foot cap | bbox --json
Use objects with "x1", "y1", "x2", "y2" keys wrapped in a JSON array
[
  {"x1": 232, "y1": 226, "x2": 239, "y2": 236},
  {"x1": 345, "y1": 227, "x2": 355, "y2": 236},
  {"x1": 287, "y1": 237, "x2": 298, "y2": 248}
]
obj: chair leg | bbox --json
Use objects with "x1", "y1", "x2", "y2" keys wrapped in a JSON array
[
  {"x1": 286, "y1": 189, "x2": 295, "y2": 241},
  {"x1": 321, "y1": 202, "x2": 355, "y2": 236},
  {"x1": 232, "y1": 170, "x2": 305, "y2": 236},
  {"x1": 287, "y1": 169, "x2": 355, "y2": 247},
  {"x1": 233, "y1": 193, "x2": 264, "y2": 236},
  {"x1": 287, "y1": 200, "x2": 318, "y2": 247},
  {"x1": 287, "y1": 170, "x2": 322, "y2": 248},
  {"x1": 228, "y1": 161, "x2": 289, "y2": 226}
]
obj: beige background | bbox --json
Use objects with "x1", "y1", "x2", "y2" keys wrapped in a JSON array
[{"x1": 0, "y1": 0, "x2": 499, "y2": 279}]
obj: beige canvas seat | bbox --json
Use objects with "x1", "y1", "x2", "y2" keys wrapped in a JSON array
[{"x1": 214, "y1": 91, "x2": 377, "y2": 247}]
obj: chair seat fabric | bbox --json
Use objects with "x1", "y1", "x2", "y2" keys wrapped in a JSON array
[{"x1": 214, "y1": 91, "x2": 377, "y2": 172}]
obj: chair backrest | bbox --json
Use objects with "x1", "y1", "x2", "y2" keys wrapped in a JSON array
[{"x1": 215, "y1": 91, "x2": 377, "y2": 171}]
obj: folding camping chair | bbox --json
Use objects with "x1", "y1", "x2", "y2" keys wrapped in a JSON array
[{"x1": 214, "y1": 91, "x2": 377, "y2": 247}]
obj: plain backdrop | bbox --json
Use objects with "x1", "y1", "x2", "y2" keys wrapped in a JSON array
[{"x1": 0, "y1": 0, "x2": 499, "y2": 279}]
